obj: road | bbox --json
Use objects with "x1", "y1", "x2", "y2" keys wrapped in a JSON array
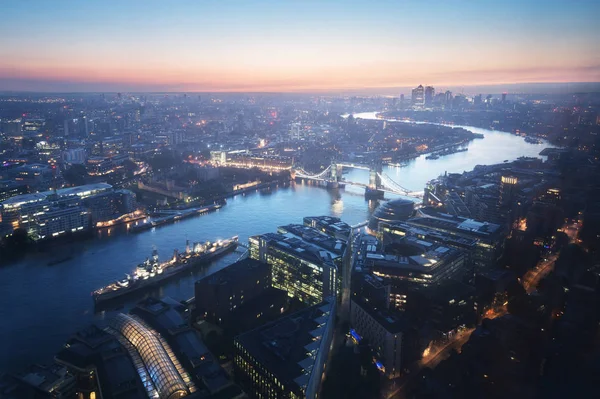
[
  {"x1": 385, "y1": 328, "x2": 475, "y2": 399},
  {"x1": 522, "y1": 254, "x2": 557, "y2": 294},
  {"x1": 522, "y1": 220, "x2": 581, "y2": 293}
]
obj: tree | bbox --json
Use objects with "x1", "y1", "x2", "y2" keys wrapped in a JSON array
[
  {"x1": 63, "y1": 164, "x2": 88, "y2": 186},
  {"x1": 122, "y1": 159, "x2": 138, "y2": 178},
  {"x1": 148, "y1": 152, "x2": 180, "y2": 172},
  {"x1": 554, "y1": 244, "x2": 590, "y2": 285},
  {"x1": 0, "y1": 228, "x2": 34, "y2": 263}
]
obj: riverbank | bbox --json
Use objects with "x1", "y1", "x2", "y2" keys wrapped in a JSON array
[
  {"x1": 375, "y1": 110, "x2": 557, "y2": 146},
  {"x1": 0, "y1": 119, "x2": 554, "y2": 372}
]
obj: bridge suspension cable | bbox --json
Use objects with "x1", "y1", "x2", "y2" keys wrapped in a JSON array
[
  {"x1": 377, "y1": 173, "x2": 411, "y2": 195},
  {"x1": 295, "y1": 165, "x2": 332, "y2": 179}
]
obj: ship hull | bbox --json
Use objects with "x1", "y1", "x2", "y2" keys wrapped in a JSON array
[{"x1": 93, "y1": 240, "x2": 237, "y2": 305}]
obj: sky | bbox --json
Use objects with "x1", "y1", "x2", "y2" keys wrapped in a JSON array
[{"x1": 0, "y1": 0, "x2": 599, "y2": 93}]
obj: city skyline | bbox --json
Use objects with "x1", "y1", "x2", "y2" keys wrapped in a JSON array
[{"x1": 1, "y1": 0, "x2": 599, "y2": 93}]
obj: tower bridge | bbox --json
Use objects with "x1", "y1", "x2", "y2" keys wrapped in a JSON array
[{"x1": 294, "y1": 161, "x2": 423, "y2": 199}]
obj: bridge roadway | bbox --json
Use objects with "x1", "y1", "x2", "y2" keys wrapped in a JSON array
[{"x1": 293, "y1": 164, "x2": 423, "y2": 198}]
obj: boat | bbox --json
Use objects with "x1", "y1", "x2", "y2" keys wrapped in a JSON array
[
  {"x1": 426, "y1": 154, "x2": 440, "y2": 160},
  {"x1": 524, "y1": 136, "x2": 543, "y2": 144},
  {"x1": 47, "y1": 255, "x2": 73, "y2": 266},
  {"x1": 92, "y1": 236, "x2": 238, "y2": 304}
]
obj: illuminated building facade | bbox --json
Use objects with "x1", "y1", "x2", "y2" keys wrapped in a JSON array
[
  {"x1": 233, "y1": 297, "x2": 336, "y2": 399},
  {"x1": 365, "y1": 243, "x2": 467, "y2": 310},
  {"x1": 84, "y1": 189, "x2": 136, "y2": 225},
  {"x1": 249, "y1": 233, "x2": 339, "y2": 305},
  {"x1": 0, "y1": 183, "x2": 133, "y2": 239},
  {"x1": 499, "y1": 175, "x2": 518, "y2": 207},
  {"x1": 86, "y1": 154, "x2": 129, "y2": 176}
]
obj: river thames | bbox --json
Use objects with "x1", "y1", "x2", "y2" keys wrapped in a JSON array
[{"x1": 0, "y1": 116, "x2": 553, "y2": 371}]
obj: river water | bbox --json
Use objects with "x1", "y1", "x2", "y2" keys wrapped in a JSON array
[{"x1": 0, "y1": 113, "x2": 552, "y2": 371}]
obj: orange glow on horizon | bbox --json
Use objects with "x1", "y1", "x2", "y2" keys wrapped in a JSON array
[{"x1": 2, "y1": 62, "x2": 598, "y2": 92}]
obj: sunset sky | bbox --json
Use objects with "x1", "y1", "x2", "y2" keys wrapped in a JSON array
[{"x1": 1, "y1": 0, "x2": 599, "y2": 92}]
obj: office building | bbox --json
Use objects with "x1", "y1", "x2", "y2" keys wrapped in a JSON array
[
  {"x1": 195, "y1": 258, "x2": 271, "y2": 325},
  {"x1": 303, "y1": 216, "x2": 351, "y2": 240},
  {"x1": 233, "y1": 297, "x2": 336, "y2": 399},
  {"x1": 379, "y1": 221, "x2": 479, "y2": 276},
  {"x1": 249, "y1": 232, "x2": 339, "y2": 305},
  {"x1": 11, "y1": 163, "x2": 54, "y2": 190},
  {"x1": 499, "y1": 175, "x2": 518, "y2": 207},
  {"x1": 365, "y1": 241, "x2": 467, "y2": 309},
  {"x1": 278, "y1": 223, "x2": 346, "y2": 255},
  {"x1": 289, "y1": 123, "x2": 302, "y2": 140},
  {"x1": 444, "y1": 90, "x2": 453, "y2": 108},
  {"x1": 411, "y1": 85, "x2": 425, "y2": 108},
  {"x1": 86, "y1": 154, "x2": 129, "y2": 176},
  {"x1": 84, "y1": 189, "x2": 136, "y2": 225},
  {"x1": 0, "y1": 183, "x2": 133, "y2": 239},
  {"x1": 404, "y1": 208, "x2": 505, "y2": 270},
  {"x1": 405, "y1": 281, "x2": 477, "y2": 337},
  {"x1": 424, "y1": 86, "x2": 435, "y2": 106},
  {"x1": 0, "y1": 180, "x2": 28, "y2": 202},
  {"x1": 63, "y1": 148, "x2": 87, "y2": 165},
  {"x1": 350, "y1": 296, "x2": 406, "y2": 378}
]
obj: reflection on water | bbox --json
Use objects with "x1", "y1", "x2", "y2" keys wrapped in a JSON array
[{"x1": 0, "y1": 120, "x2": 553, "y2": 371}]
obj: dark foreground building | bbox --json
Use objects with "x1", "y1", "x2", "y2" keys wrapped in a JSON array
[
  {"x1": 195, "y1": 258, "x2": 271, "y2": 325},
  {"x1": 233, "y1": 297, "x2": 336, "y2": 399}
]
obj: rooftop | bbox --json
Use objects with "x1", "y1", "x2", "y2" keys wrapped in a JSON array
[
  {"x1": 197, "y1": 258, "x2": 269, "y2": 287},
  {"x1": 255, "y1": 232, "x2": 339, "y2": 266},
  {"x1": 278, "y1": 224, "x2": 346, "y2": 254},
  {"x1": 351, "y1": 297, "x2": 407, "y2": 334},
  {"x1": 409, "y1": 208, "x2": 502, "y2": 239},
  {"x1": 132, "y1": 297, "x2": 232, "y2": 394},
  {"x1": 235, "y1": 298, "x2": 335, "y2": 390},
  {"x1": 1, "y1": 183, "x2": 113, "y2": 206},
  {"x1": 367, "y1": 243, "x2": 461, "y2": 273}
]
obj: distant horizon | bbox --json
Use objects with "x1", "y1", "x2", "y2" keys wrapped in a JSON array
[{"x1": 1, "y1": 81, "x2": 600, "y2": 97}]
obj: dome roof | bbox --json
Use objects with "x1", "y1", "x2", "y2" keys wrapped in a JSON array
[{"x1": 368, "y1": 199, "x2": 415, "y2": 231}]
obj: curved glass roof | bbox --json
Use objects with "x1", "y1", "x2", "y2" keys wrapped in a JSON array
[{"x1": 111, "y1": 313, "x2": 189, "y2": 399}]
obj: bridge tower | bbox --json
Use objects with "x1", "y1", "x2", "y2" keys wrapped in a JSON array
[
  {"x1": 330, "y1": 161, "x2": 343, "y2": 182},
  {"x1": 328, "y1": 161, "x2": 344, "y2": 188},
  {"x1": 366, "y1": 161, "x2": 384, "y2": 198}
]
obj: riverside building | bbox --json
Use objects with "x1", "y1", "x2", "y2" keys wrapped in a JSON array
[{"x1": 249, "y1": 232, "x2": 339, "y2": 305}]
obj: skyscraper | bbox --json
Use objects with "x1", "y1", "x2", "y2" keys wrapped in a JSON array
[
  {"x1": 444, "y1": 90, "x2": 453, "y2": 106},
  {"x1": 411, "y1": 85, "x2": 425, "y2": 108},
  {"x1": 499, "y1": 175, "x2": 518, "y2": 208},
  {"x1": 424, "y1": 86, "x2": 435, "y2": 106}
]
